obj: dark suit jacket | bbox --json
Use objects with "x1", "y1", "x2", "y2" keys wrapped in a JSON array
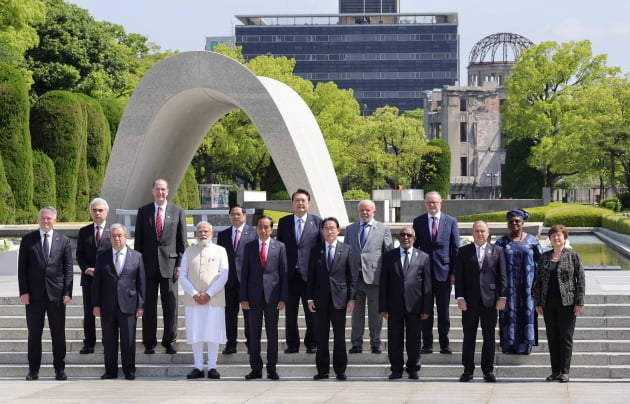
[
  {"x1": 92, "y1": 248, "x2": 145, "y2": 315},
  {"x1": 217, "y1": 224, "x2": 257, "y2": 287},
  {"x1": 455, "y1": 243, "x2": 507, "y2": 309},
  {"x1": 306, "y1": 241, "x2": 358, "y2": 310},
  {"x1": 76, "y1": 223, "x2": 111, "y2": 286},
  {"x1": 18, "y1": 230, "x2": 73, "y2": 301},
  {"x1": 276, "y1": 213, "x2": 323, "y2": 282},
  {"x1": 379, "y1": 247, "x2": 433, "y2": 314},
  {"x1": 134, "y1": 202, "x2": 187, "y2": 278},
  {"x1": 413, "y1": 213, "x2": 460, "y2": 281},
  {"x1": 240, "y1": 239, "x2": 288, "y2": 306}
]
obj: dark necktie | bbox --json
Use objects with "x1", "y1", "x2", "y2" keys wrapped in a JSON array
[
  {"x1": 327, "y1": 245, "x2": 334, "y2": 270},
  {"x1": 95, "y1": 225, "x2": 102, "y2": 245},
  {"x1": 43, "y1": 234, "x2": 50, "y2": 262},
  {"x1": 360, "y1": 222, "x2": 369, "y2": 248},
  {"x1": 403, "y1": 249, "x2": 409, "y2": 274},
  {"x1": 233, "y1": 228, "x2": 241, "y2": 251},
  {"x1": 260, "y1": 242, "x2": 267, "y2": 268},
  {"x1": 431, "y1": 216, "x2": 438, "y2": 242},
  {"x1": 156, "y1": 206, "x2": 163, "y2": 240}
]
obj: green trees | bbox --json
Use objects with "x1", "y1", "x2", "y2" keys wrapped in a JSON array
[{"x1": 0, "y1": 0, "x2": 45, "y2": 68}]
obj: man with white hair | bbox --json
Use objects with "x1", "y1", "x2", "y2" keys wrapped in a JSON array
[{"x1": 179, "y1": 221, "x2": 229, "y2": 379}]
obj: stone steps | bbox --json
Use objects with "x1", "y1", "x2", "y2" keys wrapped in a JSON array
[{"x1": 1, "y1": 294, "x2": 628, "y2": 380}]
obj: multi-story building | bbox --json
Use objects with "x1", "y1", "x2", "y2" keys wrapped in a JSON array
[{"x1": 234, "y1": 7, "x2": 458, "y2": 114}]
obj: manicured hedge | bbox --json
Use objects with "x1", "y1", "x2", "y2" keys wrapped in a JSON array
[
  {"x1": 0, "y1": 63, "x2": 35, "y2": 222},
  {"x1": 601, "y1": 215, "x2": 630, "y2": 234},
  {"x1": 79, "y1": 95, "x2": 111, "y2": 204},
  {"x1": 0, "y1": 157, "x2": 16, "y2": 223},
  {"x1": 32, "y1": 150, "x2": 56, "y2": 209},
  {"x1": 97, "y1": 98, "x2": 124, "y2": 146}
]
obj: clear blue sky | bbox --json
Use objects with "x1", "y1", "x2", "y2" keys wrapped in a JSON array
[{"x1": 70, "y1": 0, "x2": 630, "y2": 82}]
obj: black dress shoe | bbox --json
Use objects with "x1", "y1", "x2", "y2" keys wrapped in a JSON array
[
  {"x1": 439, "y1": 347, "x2": 453, "y2": 354},
  {"x1": 408, "y1": 370, "x2": 419, "y2": 379},
  {"x1": 371, "y1": 346, "x2": 382, "y2": 354},
  {"x1": 484, "y1": 372, "x2": 496, "y2": 382},
  {"x1": 546, "y1": 373, "x2": 560, "y2": 382},
  {"x1": 125, "y1": 372, "x2": 135, "y2": 380},
  {"x1": 313, "y1": 373, "x2": 329, "y2": 380},
  {"x1": 55, "y1": 370, "x2": 67, "y2": 381},
  {"x1": 222, "y1": 347, "x2": 237, "y2": 355},
  {"x1": 558, "y1": 373, "x2": 570, "y2": 383},
  {"x1": 187, "y1": 368, "x2": 204, "y2": 379},
  {"x1": 267, "y1": 370, "x2": 280, "y2": 380},
  {"x1": 163, "y1": 343, "x2": 177, "y2": 354},
  {"x1": 208, "y1": 368, "x2": 220, "y2": 379},
  {"x1": 80, "y1": 346, "x2": 94, "y2": 354},
  {"x1": 25, "y1": 370, "x2": 39, "y2": 381},
  {"x1": 336, "y1": 373, "x2": 347, "y2": 380},
  {"x1": 144, "y1": 346, "x2": 155, "y2": 354},
  {"x1": 245, "y1": 370, "x2": 262, "y2": 380},
  {"x1": 284, "y1": 347, "x2": 299, "y2": 354},
  {"x1": 349, "y1": 346, "x2": 362, "y2": 354},
  {"x1": 306, "y1": 347, "x2": 317, "y2": 354},
  {"x1": 100, "y1": 373, "x2": 117, "y2": 380},
  {"x1": 388, "y1": 372, "x2": 403, "y2": 380},
  {"x1": 459, "y1": 373, "x2": 473, "y2": 382},
  {"x1": 420, "y1": 347, "x2": 433, "y2": 354}
]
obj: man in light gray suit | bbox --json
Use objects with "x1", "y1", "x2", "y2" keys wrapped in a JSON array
[{"x1": 346, "y1": 200, "x2": 393, "y2": 353}]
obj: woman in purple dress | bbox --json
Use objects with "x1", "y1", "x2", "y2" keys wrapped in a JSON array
[{"x1": 495, "y1": 209, "x2": 543, "y2": 354}]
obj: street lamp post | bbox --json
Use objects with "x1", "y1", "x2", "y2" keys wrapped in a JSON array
[{"x1": 485, "y1": 173, "x2": 499, "y2": 199}]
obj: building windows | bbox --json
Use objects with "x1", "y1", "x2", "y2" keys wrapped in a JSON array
[
  {"x1": 460, "y1": 98, "x2": 466, "y2": 112},
  {"x1": 460, "y1": 122, "x2": 467, "y2": 142},
  {"x1": 460, "y1": 157, "x2": 468, "y2": 176}
]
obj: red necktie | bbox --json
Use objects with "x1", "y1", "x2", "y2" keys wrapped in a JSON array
[
  {"x1": 431, "y1": 216, "x2": 438, "y2": 242},
  {"x1": 260, "y1": 242, "x2": 267, "y2": 268},
  {"x1": 156, "y1": 207, "x2": 163, "y2": 240},
  {"x1": 95, "y1": 225, "x2": 102, "y2": 245}
]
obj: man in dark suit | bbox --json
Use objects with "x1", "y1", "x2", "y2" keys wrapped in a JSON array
[
  {"x1": 346, "y1": 200, "x2": 393, "y2": 354},
  {"x1": 412, "y1": 191, "x2": 460, "y2": 354},
  {"x1": 307, "y1": 217, "x2": 357, "y2": 381},
  {"x1": 379, "y1": 226, "x2": 432, "y2": 380},
  {"x1": 455, "y1": 220, "x2": 507, "y2": 382},
  {"x1": 240, "y1": 216, "x2": 288, "y2": 380},
  {"x1": 18, "y1": 206, "x2": 73, "y2": 381},
  {"x1": 76, "y1": 197, "x2": 112, "y2": 354},
  {"x1": 276, "y1": 188, "x2": 322, "y2": 354},
  {"x1": 216, "y1": 204, "x2": 257, "y2": 354},
  {"x1": 93, "y1": 223, "x2": 145, "y2": 380},
  {"x1": 134, "y1": 178, "x2": 187, "y2": 354}
]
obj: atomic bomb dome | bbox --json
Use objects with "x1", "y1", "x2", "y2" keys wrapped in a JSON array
[{"x1": 467, "y1": 32, "x2": 533, "y2": 86}]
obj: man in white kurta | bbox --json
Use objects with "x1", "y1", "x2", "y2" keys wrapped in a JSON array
[{"x1": 179, "y1": 221, "x2": 229, "y2": 379}]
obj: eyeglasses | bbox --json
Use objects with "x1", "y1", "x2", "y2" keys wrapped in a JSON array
[{"x1": 399, "y1": 233, "x2": 414, "y2": 238}]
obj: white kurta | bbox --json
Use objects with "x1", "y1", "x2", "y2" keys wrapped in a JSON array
[{"x1": 180, "y1": 243, "x2": 229, "y2": 344}]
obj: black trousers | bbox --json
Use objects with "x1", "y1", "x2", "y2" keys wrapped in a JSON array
[
  {"x1": 142, "y1": 275, "x2": 178, "y2": 348},
  {"x1": 543, "y1": 297, "x2": 576, "y2": 374},
  {"x1": 101, "y1": 306, "x2": 137, "y2": 376},
  {"x1": 314, "y1": 299, "x2": 348, "y2": 375},
  {"x1": 248, "y1": 301, "x2": 279, "y2": 372},
  {"x1": 461, "y1": 304, "x2": 497, "y2": 375},
  {"x1": 387, "y1": 310, "x2": 422, "y2": 374},
  {"x1": 81, "y1": 278, "x2": 96, "y2": 348},
  {"x1": 285, "y1": 274, "x2": 317, "y2": 350},
  {"x1": 225, "y1": 283, "x2": 249, "y2": 350},
  {"x1": 421, "y1": 279, "x2": 452, "y2": 349},
  {"x1": 26, "y1": 297, "x2": 66, "y2": 372}
]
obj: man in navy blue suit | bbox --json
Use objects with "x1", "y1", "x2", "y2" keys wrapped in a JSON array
[
  {"x1": 18, "y1": 206, "x2": 73, "y2": 381},
  {"x1": 412, "y1": 191, "x2": 460, "y2": 354},
  {"x1": 276, "y1": 189, "x2": 322, "y2": 354},
  {"x1": 93, "y1": 224, "x2": 145, "y2": 380},
  {"x1": 216, "y1": 204, "x2": 257, "y2": 354},
  {"x1": 240, "y1": 216, "x2": 288, "y2": 380},
  {"x1": 455, "y1": 221, "x2": 506, "y2": 382}
]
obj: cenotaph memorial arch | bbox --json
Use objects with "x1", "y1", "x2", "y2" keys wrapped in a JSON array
[{"x1": 101, "y1": 51, "x2": 348, "y2": 225}]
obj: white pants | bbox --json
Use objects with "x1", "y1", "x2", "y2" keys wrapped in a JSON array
[{"x1": 191, "y1": 342, "x2": 220, "y2": 369}]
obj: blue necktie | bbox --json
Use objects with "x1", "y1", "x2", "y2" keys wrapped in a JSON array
[
  {"x1": 360, "y1": 223, "x2": 369, "y2": 248},
  {"x1": 327, "y1": 245, "x2": 334, "y2": 270},
  {"x1": 43, "y1": 234, "x2": 50, "y2": 263}
]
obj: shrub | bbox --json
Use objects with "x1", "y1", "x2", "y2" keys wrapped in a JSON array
[
  {"x1": 32, "y1": 150, "x2": 56, "y2": 209},
  {"x1": 343, "y1": 189, "x2": 370, "y2": 200},
  {"x1": 97, "y1": 98, "x2": 124, "y2": 145},
  {"x1": 0, "y1": 157, "x2": 16, "y2": 223},
  {"x1": 602, "y1": 215, "x2": 630, "y2": 235},
  {"x1": 599, "y1": 197, "x2": 621, "y2": 212},
  {"x1": 269, "y1": 190, "x2": 290, "y2": 200},
  {"x1": 618, "y1": 191, "x2": 630, "y2": 210}
]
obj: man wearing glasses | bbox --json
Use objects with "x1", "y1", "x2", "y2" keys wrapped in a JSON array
[{"x1": 412, "y1": 191, "x2": 460, "y2": 355}]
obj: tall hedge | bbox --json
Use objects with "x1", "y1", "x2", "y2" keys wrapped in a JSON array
[
  {"x1": 0, "y1": 63, "x2": 35, "y2": 222},
  {"x1": 32, "y1": 150, "x2": 56, "y2": 209},
  {"x1": 79, "y1": 95, "x2": 111, "y2": 204},
  {"x1": 97, "y1": 98, "x2": 124, "y2": 146},
  {"x1": 173, "y1": 166, "x2": 200, "y2": 209},
  {"x1": 0, "y1": 156, "x2": 16, "y2": 223},
  {"x1": 30, "y1": 91, "x2": 86, "y2": 221}
]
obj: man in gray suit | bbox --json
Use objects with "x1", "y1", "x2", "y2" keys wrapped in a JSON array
[
  {"x1": 346, "y1": 200, "x2": 393, "y2": 354},
  {"x1": 134, "y1": 178, "x2": 187, "y2": 355}
]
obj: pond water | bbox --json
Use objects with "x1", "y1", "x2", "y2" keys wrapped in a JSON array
[{"x1": 551, "y1": 235, "x2": 630, "y2": 270}]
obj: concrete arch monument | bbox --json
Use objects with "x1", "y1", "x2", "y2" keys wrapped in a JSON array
[{"x1": 101, "y1": 51, "x2": 348, "y2": 224}]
